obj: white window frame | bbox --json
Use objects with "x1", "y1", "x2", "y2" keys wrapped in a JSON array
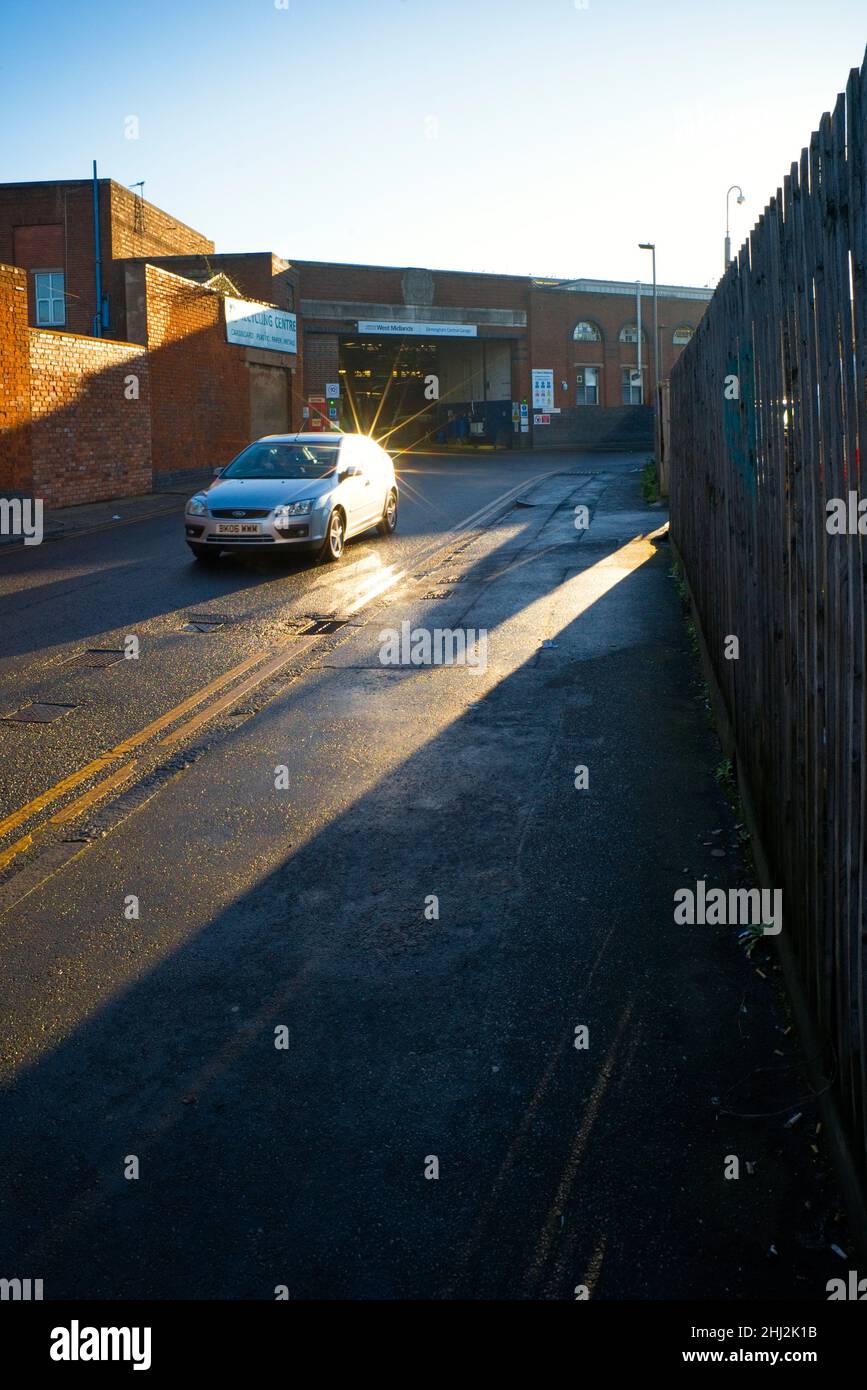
[
  {"x1": 575, "y1": 364, "x2": 600, "y2": 406},
  {"x1": 621, "y1": 366, "x2": 644, "y2": 405},
  {"x1": 33, "y1": 269, "x2": 66, "y2": 327},
  {"x1": 618, "y1": 323, "x2": 646, "y2": 345},
  {"x1": 572, "y1": 320, "x2": 601, "y2": 343}
]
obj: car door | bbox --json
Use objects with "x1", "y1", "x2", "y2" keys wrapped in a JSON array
[
  {"x1": 359, "y1": 439, "x2": 387, "y2": 527},
  {"x1": 338, "y1": 439, "x2": 367, "y2": 534}
]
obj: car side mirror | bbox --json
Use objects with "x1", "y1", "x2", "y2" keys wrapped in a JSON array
[
  {"x1": 339, "y1": 464, "x2": 361, "y2": 479},
  {"x1": 213, "y1": 466, "x2": 224, "y2": 477}
]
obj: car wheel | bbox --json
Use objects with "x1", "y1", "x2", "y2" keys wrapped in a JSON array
[
  {"x1": 188, "y1": 542, "x2": 222, "y2": 565},
  {"x1": 377, "y1": 489, "x2": 398, "y2": 536},
  {"x1": 321, "y1": 509, "x2": 346, "y2": 562}
]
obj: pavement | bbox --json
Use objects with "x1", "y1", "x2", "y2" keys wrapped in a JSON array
[
  {"x1": 0, "y1": 449, "x2": 849, "y2": 1299},
  {"x1": 0, "y1": 487, "x2": 198, "y2": 547}
]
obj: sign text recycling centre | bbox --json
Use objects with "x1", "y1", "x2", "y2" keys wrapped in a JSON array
[{"x1": 225, "y1": 297, "x2": 297, "y2": 354}]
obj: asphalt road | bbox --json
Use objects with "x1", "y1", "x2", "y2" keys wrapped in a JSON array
[{"x1": 0, "y1": 449, "x2": 848, "y2": 1300}]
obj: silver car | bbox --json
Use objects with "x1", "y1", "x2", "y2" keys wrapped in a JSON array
[{"x1": 184, "y1": 432, "x2": 398, "y2": 564}]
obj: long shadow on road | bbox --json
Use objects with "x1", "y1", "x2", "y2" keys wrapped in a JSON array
[{"x1": 0, "y1": 469, "x2": 840, "y2": 1300}]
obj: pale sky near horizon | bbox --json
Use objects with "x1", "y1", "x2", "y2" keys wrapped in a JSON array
[{"x1": 2, "y1": 0, "x2": 866, "y2": 290}]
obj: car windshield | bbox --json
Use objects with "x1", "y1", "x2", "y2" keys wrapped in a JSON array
[{"x1": 221, "y1": 442, "x2": 341, "y2": 480}]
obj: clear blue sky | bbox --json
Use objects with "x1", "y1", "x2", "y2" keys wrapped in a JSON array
[{"x1": 2, "y1": 0, "x2": 865, "y2": 288}]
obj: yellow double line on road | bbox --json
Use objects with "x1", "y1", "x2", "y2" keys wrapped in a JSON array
[
  {"x1": 0, "y1": 471, "x2": 558, "y2": 871},
  {"x1": 0, "y1": 648, "x2": 270, "y2": 868}
]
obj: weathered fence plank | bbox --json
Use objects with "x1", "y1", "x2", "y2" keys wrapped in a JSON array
[{"x1": 670, "y1": 46, "x2": 867, "y2": 1176}]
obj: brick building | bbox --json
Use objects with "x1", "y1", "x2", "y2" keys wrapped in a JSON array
[
  {"x1": 0, "y1": 174, "x2": 712, "y2": 507},
  {"x1": 0, "y1": 178, "x2": 214, "y2": 340},
  {"x1": 297, "y1": 259, "x2": 711, "y2": 449}
]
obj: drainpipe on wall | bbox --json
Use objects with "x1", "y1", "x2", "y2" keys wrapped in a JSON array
[
  {"x1": 92, "y1": 160, "x2": 103, "y2": 338},
  {"x1": 636, "y1": 281, "x2": 642, "y2": 402}
]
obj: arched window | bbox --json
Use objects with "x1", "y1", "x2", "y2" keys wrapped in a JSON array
[
  {"x1": 618, "y1": 323, "x2": 647, "y2": 344},
  {"x1": 673, "y1": 325, "x2": 693, "y2": 345},
  {"x1": 572, "y1": 320, "x2": 601, "y2": 342}
]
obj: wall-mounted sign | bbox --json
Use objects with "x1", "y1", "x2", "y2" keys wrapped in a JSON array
[
  {"x1": 225, "y1": 297, "x2": 297, "y2": 354},
  {"x1": 520, "y1": 401, "x2": 529, "y2": 433},
  {"x1": 325, "y1": 382, "x2": 341, "y2": 398},
  {"x1": 531, "y1": 369, "x2": 555, "y2": 411},
  {"x1": 357, "y1": 320, "x2": 477, "y2": 338},
  {"x1": 534, "y1": 413, "x2": 551, "y2": 425}
]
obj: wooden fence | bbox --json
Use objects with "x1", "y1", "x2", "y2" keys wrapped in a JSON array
[{"x1": 670, "y1": 49, "x2": 867, "y2": 1175}]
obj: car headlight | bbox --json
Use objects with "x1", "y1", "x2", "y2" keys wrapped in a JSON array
[
  {"x1": 274, "y1": 499, "x2": 313, "y2": 518},
  {"x1": 186, "y1": 495, "x2": 208, "y2": 516}
]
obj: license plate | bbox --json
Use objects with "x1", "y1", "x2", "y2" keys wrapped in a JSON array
[{"x1": 215, "y1": 522, "x2": 261, "y2": 535}]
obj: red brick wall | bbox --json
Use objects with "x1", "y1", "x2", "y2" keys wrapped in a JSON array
[
  {"x1": 528, "y1": 286, "x2": 708, "y2": 410},
  {"x1": 120, "y1": 252, "x2": 298, "y2": 313},
  {"x1": 295, "y1": 260, "x2": 529, "y2": 313},
  {"x1": 29, "y1": 330, "x2": 151, "y2": 507},
  {"x1": 0, "y1": 180, "x2": 213, "y2": 341},
  {"x1": 0, "y1": 263, "x2": 33, "y2": 494},
  {"x1": 0, "y1": 183, "x2": 100, "y2": 336},
  {"x1": 302, "y1": 331, "x2": 340, "y2": 396},
  {"x1": 142, "y1": 264, "x2": 252, "y2": 478}
]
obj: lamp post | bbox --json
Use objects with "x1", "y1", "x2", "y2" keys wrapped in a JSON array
[
  {"x1": 638, "y1": 242, "x2": 660, "y2": 466},
  {"x1": 725, "y1": 185, "x2": 745, "y2": 271}
]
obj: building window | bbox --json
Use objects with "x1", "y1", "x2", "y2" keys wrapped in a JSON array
[
  {"x1": 576, "y1": 366, "x2": 599, "y2": 405},
  {"x1": 673, "y1": 325, "x2": 693, "y2": 345},
  {"x1": 621, "y1": 366, "x2": 643, "y2": 404},
  {"x1": 572, "y1": 320, "x2": 601, "y2": 343},
  {"x1": 33, "y1": 270, "x2": 65, "y2": 326},
  {"x1": 618, "y1": 323, "x2": 646, "y2": 344}
]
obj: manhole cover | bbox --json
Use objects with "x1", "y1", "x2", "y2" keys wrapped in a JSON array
[{"x1": 3, "y1": 702, "x2": 76, "y2": 723}]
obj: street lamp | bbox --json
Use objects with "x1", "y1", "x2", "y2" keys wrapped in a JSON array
[
  {"x1": 725, "y1": 185, "x2": 745, "y2": 271},
  {"x1": 638, "y1": 242, "x2": 660, "y2": 467}
]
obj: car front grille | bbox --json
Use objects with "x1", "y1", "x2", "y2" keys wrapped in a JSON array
[{"x1": 210, "y1": 508, "x2": 271, "y2": 519}]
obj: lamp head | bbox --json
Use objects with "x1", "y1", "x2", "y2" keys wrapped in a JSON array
[{"x1": 737, "y1": 193, "x2": 745, "y2": 205}]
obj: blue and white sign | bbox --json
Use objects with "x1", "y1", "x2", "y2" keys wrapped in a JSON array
[
  {"x1": 225, "y1": 297, "x2": 297, "y2": 354},
  {"x1": 357, "y1": 320, "x2": 477, "y2": 338}
]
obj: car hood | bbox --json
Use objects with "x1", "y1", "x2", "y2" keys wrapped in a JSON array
[{"x1": 204, "y1": 476, "x2": 334, "y2": 509}]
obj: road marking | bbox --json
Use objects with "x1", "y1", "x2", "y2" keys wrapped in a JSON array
[
  {"x1": 49, "y1": 760, "x2": 139, "y2": 824},
  {"x1": 0, "y1": 470, "x2": 560, "y2": 858},
  {"x1": 0, "y1": 649, "x2": 269, "y2": 842},
  {"x1": 0, "y1": 832, "x2": 32, "y2": 871},
  {"x1": 159, "y1": 639, "x2": 318, "y2": 747},
  {"x1": 345, "y1": 471, "x2": 557, "y2": 616}
]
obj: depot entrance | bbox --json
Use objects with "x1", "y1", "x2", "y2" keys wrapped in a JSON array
[{"x1": 337, "y1": 335, "x2": 513, "y2": 449}]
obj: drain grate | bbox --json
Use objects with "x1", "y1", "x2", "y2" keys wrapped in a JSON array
[
  {"x1": 182, "y1": 612, "x2": 232, "y2": 633},
  {"x1": 183, "y1": 612, "x2": 232, "y2": 633},
  {"x1": 421, "y1": 590, "x2": 454, "y2": 600},
  {"x1": 303, "y1": 618, "x2": 349, "y2": 635},
  {"x1": 3, "y1": 702, "x2": 76, "y2": 723},
  {"x1": 63, "y1": 648, "x2": 125, "y2": 669}
]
